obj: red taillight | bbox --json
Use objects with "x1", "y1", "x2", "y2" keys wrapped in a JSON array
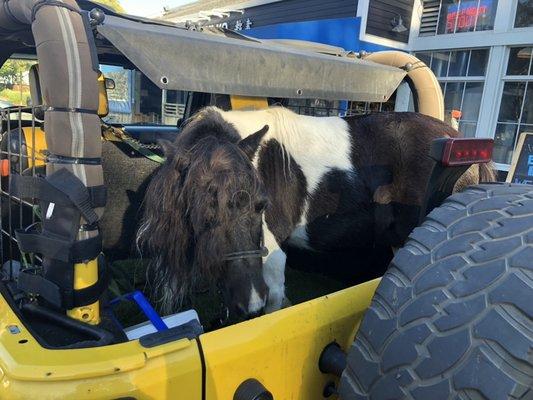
[
  {"x1": 441, "y1": 138, "x2": 493, "y2": 167},
  {"x1": 0, "y1": 159, "x2": 9, "y2": 177}
]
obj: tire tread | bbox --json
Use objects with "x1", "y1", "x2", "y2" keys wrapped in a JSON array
[{"x1": 340, "y1": 184, "x2": 533, "y2": 400}]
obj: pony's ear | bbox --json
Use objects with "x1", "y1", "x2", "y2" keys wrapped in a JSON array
[
  {"x1": 238, "y1": 125, "x2": 269, "y2": 160},
  {"x1": 158, "y1": 139, "x2": 175, "y2": 156}
]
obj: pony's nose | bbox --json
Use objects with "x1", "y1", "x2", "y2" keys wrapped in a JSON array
[{"x1": 246, "y1": 307, "x2": 265, "y2": 319}]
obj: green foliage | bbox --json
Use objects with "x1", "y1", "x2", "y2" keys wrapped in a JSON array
[
  {"x1": 0, "y1": 60, "x2": 34, "y2": 89},
  {"x1": 0, "y1": 59, "x2": 36, "y2": 106},
  {"x1": 0, "y1": 88, "x2": 31, "y2": 106},
  {"x1": 93, "y1": 0, "x2": 125, "y2": 13}
]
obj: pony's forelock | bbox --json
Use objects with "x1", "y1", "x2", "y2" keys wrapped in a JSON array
[{"x1": 137, "y1": 133, "x2": 263, "y2": 313}]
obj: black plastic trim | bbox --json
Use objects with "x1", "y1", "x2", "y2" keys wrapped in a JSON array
[{"x1": 139, "y1": 319, "x2": 203, "y2": 348}]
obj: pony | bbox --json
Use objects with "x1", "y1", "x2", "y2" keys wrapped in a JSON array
[{"x1": 137, "y1": 106, "x2": 495, "y2": 319}]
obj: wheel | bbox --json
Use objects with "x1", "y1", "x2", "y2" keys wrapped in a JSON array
[{"x1": 339, "y1": 184, "x2": 533, "y2": 400}]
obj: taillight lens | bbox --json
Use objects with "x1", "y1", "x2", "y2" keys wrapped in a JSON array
[{"x1": 441, "y1": 138, "x2": 493, "y2": 167}]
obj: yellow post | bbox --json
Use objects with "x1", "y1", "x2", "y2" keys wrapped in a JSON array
[
  {"x1": 230, "y1": 95, "x2": 269, "y2": 110},
  {"x1": 67, "y1": 258, "x2": 100, "y2": 324},
  {"x1": 66, "y1": 73, "x2": 110, "y2": 325}
]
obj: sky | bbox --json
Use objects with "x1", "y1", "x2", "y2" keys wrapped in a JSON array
[{"x1": 121, "y1": 0, "x2": 198, "y2": 17}]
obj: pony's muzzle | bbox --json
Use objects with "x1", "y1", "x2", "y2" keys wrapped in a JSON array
[{"x1": 246, "y1": 307, "x2": 266, "y2": 319}]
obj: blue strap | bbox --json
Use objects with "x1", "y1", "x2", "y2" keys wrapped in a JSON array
[
  {"x1": 132, "y1": 291, "x2": 168, "y2": 331},
  {"x1": 110, "y1": 290, "x2": 168, "y2": 332}
]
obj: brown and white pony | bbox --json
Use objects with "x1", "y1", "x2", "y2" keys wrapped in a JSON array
[{"x1": 137, "y1": 107, "x2": 495, "y2": 319}]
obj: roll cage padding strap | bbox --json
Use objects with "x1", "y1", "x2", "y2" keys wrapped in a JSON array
[
  {"x1": 31, "y1": 0, "x2": 82, "y2": 23},
  {"x1": 15, "y1": 168, "x2": 101, "y2": 224},
  {"x1": 11, "y1": 175, "x2": 107, "y2": 210},
  {"x1": 18, "y1": 258, "x2": 109, "y2": 309},
  {"x1": 3, "y1": 0, "x2": 26, "y2": 25},
  {"x1": 46, "y1": 169, "x2": 100, "y2": 224},
  {"x1": 46, "y1": 153, "x2": 102, "y2": 166},
  {"x1": 44, "y1": 106, "x2": 97, "y2": 114},
  {"x1": 15, "y1": 227, "x2": 102, "y2": 263}
]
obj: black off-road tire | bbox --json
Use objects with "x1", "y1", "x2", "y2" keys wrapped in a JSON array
[{"x1": 339, "y1": 184, "x2": 533, "y2": 400}]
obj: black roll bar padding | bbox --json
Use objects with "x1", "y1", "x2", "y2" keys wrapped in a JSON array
[
  {"x1": 1, "y1": 0, "x2": 105, "y2": 316},
  {"x1": 17, "y1": 253, "x2": 108, "y2": 309}
]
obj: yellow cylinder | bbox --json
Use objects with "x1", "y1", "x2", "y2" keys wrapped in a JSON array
[
  {"x1": 230, "y1": 95, "x2": 269, "y2": 111},
  {"x1": 67, "y1": 258, "x2": 100, "y2": 325}
]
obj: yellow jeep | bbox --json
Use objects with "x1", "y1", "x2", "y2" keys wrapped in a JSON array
[{"x1": 0, "y1": 1, "x2": 531, "y2": 400}]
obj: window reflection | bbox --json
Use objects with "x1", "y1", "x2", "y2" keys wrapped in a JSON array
[
  {"x1": 437, "y1": 0, "x2": 498, "y2": 34},
  {"x1": 507, "y1": 47, "x2": 533, "y2": 75},
  {"x1": 493, "y1": 124, "x2": 518, "y2": 164},
  {"x1": 448, "y1": 50, "x2": 470, "y2": 76},
  {"x1": 515, "y1": 0, "x2": 533, "y2": 28},
  {"x1": 100, "y1": 65, "x2": 188, "y2": 126},
  {"x1": 415, "y1": 49, "x2": 488, "y2": 138},
  {"x1": 498, "y1": 82, "x2": 526, "y2": 123},
  {"x1": 495, "y1": 49, "x2": 533, "y2": 165},
  {"x1": 468, "y1": 49, "x2": 489, "y2": 76}
]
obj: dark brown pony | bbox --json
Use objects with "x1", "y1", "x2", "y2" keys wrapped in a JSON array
[
  {"x1": 137, "y1": 113, "x2": 270, "y2": 318},
  {"x1": 138, "y1": 107, "x2": 495, "y2": 319}
]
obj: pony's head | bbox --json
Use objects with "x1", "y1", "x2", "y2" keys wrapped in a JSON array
[{"x1": 137, "y1": 109, "x2": 270, "y2": 320}]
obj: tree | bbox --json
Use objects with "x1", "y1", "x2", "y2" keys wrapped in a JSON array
[
  {"x1": 0, "y1": 59, "x2": 35, "y2": 105},
  {"x1": 93, "y1": 0, "x2": 125, "y2": 13}
]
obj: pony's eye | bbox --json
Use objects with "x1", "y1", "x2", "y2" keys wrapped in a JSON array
[{"x1": 255, "y1": 200, "x2": 267, "y2": 213}]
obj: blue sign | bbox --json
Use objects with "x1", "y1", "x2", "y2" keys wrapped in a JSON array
[
  {"x1": 509, "y1": 133, "x2": 533, "y2": 185},
  {"x1": 245, "y1": 17, "x2": 395, "y2": 53}
]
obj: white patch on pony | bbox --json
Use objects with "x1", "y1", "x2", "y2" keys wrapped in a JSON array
[
  {"x1": 214, "y1": 106, "x2": 354, "y2": 194},
  {"x1": 248, "y1": 284, "x2": 266, "y2": 314},
  {"x1": 262, "y1": 218, "x2": 286, "y2": 313},
  {"x1": 287, "y1": 225, "x2": 311, "y2": 250}
]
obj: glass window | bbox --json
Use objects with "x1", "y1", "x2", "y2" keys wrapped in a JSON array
[
  {"x1": 415, "y1": 49, "x2": 488, "y2": 137},
  {"x1": 507, "y1": 47, "x2": 533, "y2": 75},
  {"x1": 415, "y1": 49, "x2": 489, "y2": 137},
  {"x1": 493, "y1": 123, "x2": 518, "y2": 164},
  {"x1": 514, "y1": 0, "x2": 533, "y2": 28},
  {"x1": 498, "y1": 82, "x2": 526, "y2": 123},
  {"x1": 444, "y1": 82, "x2": 465, "y2": 111},
  {"x1": 459, "y1": 121, "x2": 477, "y2": 137},
  {"x1": 521, "y1": 84, "x2": 533, "y2": 124},
  {"x1": 436, "y1": 0, "x2": 498, "y2": 34},
  {"x1": 461, "y1": 82, "x2": 483, "y2": 120},
  {"x1": 456, "y1": 1, "x2": 480, "y2": 33},
  {"x1": 101, "y1": 65, "x2": 187, "y2": 126},
  {"x1": 474, "y1": 0, "x2": 497, "y2": 31},
  {"x1": 431, "y1": 52, "x2": 450, "y2": 77},
  {"x1": 494, "y1": 49, "x2": 533, "y2": 165},
  {"x1": 422, "y1": 49, "x2": 489, "y2": 78},
  {"x1": 468, "y1": 49, "x2": 489, "y2": 76},
  {"x1": 416, "y1": 52, "x2": 432, "y2": 67},
  {"x1": 448, "y1": 50, "x2": 470, "y2": 76},
  {"x1": 438, "y1": 0, "x2": 457, "y2": 34}
]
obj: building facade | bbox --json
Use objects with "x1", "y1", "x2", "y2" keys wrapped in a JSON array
[
  {"x1": 160, "y1": 0, "x2": 533, "y2": 172},
  {"x1": 411, "y1": 0, "x2": 533, "y2": 173}
]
